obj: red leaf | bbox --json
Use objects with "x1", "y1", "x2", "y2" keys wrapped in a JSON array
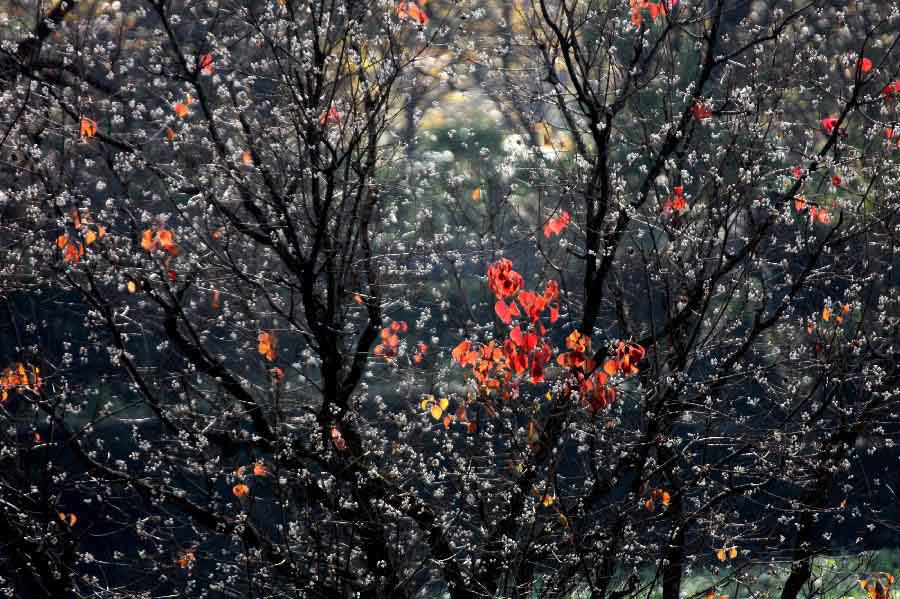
[{"x1": 495, "y1": 300, "x2": 512, "y2": 324}]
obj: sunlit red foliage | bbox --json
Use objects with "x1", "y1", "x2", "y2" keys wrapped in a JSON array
[
  {"x1": 644, "y1": 487, "x2": 671, "y2": 511},
  {"x1": 319, "y1": 105, "x2": 341, "y2": 126},
  {"x1": 860, "y1": 572, "x2": 894, "y2": 599},
  {"x1": 0, "y1": 363, "x2": 42, "y2": 402},
  {"x1": 396, "y1": 1, "x2": 429, "y2": 25},
  {"x1": 664, "y1": 185, "x2": 687, "y2": 213},
  {"x1": 692, "y1": 100, "x2": 712, "y2": 121},
  {"x1": 543, "y1": 211, "x2": 570, "y2": 237},
  {"x1": 141, "y1": 227, "x2": 178, "y2": 254},
  {"x1": 603, "y1": 342, "x2": 646, "y2": 376},
  {"x1": 374, "y1": 320, "x2": 408, "y2": 362}
]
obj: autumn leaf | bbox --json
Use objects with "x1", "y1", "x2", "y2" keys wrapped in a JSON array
[
  {"x1": 177, "y1": 550, "x2": 196, "y2": 569},
  {"x1": 232, "y1": 483, "x2": 250, "y2": 498},
  {"x1": 859, "y1": 57, "x2": 872, "y2": 73},
  {"x1": 258, "y1": 331, "x2": 277, "y2": 361},
  {"x1": 822, "y1": 116, "x2": 838, "y2": 135},
  {"x1": 396, "y1": 1, "x2": 429, "y2": 24},
  {"x1": 200, "y1": 53, "x2": 213, "y2": 75},
  {"x1": 319, "y1": 105, "x2": 341, "y2": 126},
  {"x1": 80, "y1": 117, "x2": 97, "y2": 141},
  {"x1": 59, "y1": 512, "x2": 77, "y2": 526},
  {"x1": 471, "y1": 188, "x2": 482, "y2": 201},
  {"x1": 543, "y1": 211, "x2": 570, "y2": 238},
  {"x1": 174, "y1": 102, "x2": 189, "y2": 118}
]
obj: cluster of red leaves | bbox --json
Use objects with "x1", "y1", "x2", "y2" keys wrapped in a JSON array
[
  {"x1": 644, "y1": 487, "x2": 671, "y2": 511},
  {"x1": 57, "y1": 210, "x2": 106, "y2": 264},
  {"x1": 557, "y1": 332, "x2": 615, "y2": 412},
  {"x1": 0, "y1": 363, "x2": 41, "y2": 403},
  {"x1": 860, "y1": 572, "x2": 895, "y2": 599},
  {"x1": 374, "y1": 320, "x2": 408, "y2": 362},
  {"x1": 451, "y1": 259, "x2": 645, "y2": 414},
  {"x1": 319, "y1": 105, "x2": 341, "y2": 126},
  {"x1": 859, "y1": 57, "x2": 873, "y2": 73},
  {"x1": 883, "y1": 81, "x2": 900, "y2": 101},
  {"x1": 603, "y1": 342, "x2": 646, "y2": 377},
  {"x1": 235, "y1": 461, "x2": 270, "y2": 479},
  {"x1": 396, "y1": 0, "x2": 429, "y2": 25},
  {"x1": 142, "y1": 226, "x2": 180, "y2": 280},
  {"x1": 177, "y1": 549, "x2": 196, "y2": 569},
  {"x1": 452, "y1": 260, "x2": 561, "y2": 393},
  {"x1": 692, "y1": 100, "x2": 712, "y2": 121},
  {"x1": 884, "y1": 127, "x2": 900, "y2": 149},
  {"x1": 715, "y1": 546, "x2": 739, "y2": 561},
  {"x1": 58, "y1": 512, "x2": 77, "y2": 527},
  {"x1": 488, "y1": 259, "x2": 560, "y2": 325},
  {"x1": 141, "y1": 227, "x2": 178, "y2": 254},
  {"x1": 232, "y1": 461, "x2": 270, "y2": 499},
  {"x1": 664, "y1": 186, "x2": 686, "y2": 214},
  {"x1": 794, "y1": 196, "x2": 830, "y2": 224},
  {"x1": 544, "y1": 211, "x2": 570, "y2": 238},
  {"x1": 413, "y1": 341, "x2": 428, "y2": 364},
  {"x1": 629, "y1": 0, "x2": 676, "y2": 26}
]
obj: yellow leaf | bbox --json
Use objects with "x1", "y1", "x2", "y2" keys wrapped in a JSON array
[
  {"x1": 430, "y1": 404, "x2": 443, "y2": 419},
  {"x1": 127, "y1": 280, "x2": 137, "y2": 293},
  {"x1": 716, "y1": 548, "x2": 726, "y2": 562}
]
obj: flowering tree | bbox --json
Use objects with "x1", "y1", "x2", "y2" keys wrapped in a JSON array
[{"x1": 1, "y1": 0, "x2": 900, "y2": 598}]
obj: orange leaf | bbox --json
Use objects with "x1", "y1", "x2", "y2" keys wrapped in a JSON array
[
  {"x1": 141, "y1": 229, "x2": 156, "y2": 251},
  {"x1": 242, "y1": 150, "x2": 253, "y2": 165},
  {"x1": 258, "y1": 331, "x2": 277, "y2": 361},
  {"x1": 471, "y1": 188, "x2": 482, "y2": 201},
  {"x1": 174, "y1": 102, "x2": 189, "y2": 118},
  {"x1": 80, "y1": 117, "x2": 97, "y2": 140},
  {"x1": 232, "y1": 483, "x2": 250, "y2": 498}
]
